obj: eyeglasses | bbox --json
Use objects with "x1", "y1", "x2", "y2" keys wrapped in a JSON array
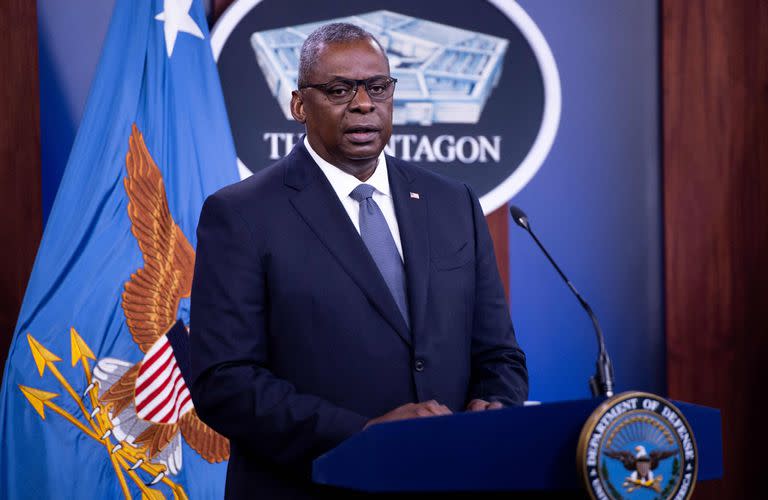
[{"x1": 299, "y1": 75, "x2": 397, "y2": 104}]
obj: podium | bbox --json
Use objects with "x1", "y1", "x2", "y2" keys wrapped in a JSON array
[{"x1": 312, "y1": 398, "x2": 722, "y2": 494}]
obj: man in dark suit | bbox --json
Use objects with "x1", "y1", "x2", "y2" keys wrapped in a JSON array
[{"x1": 190, "y1": 22, "x2": 528, "y2": 498}]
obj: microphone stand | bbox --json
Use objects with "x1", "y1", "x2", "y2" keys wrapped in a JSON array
[{"x1": 510, "y1": 206, "x2": 615, "y2": 397}]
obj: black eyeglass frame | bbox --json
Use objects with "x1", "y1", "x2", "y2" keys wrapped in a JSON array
[{"x1": 298, "y1": 76, "x2": 398, "y2": 104}]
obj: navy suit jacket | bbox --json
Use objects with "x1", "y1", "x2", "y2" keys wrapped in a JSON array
[{"x1": 189, "y1": 143, "x2": 528, "y2": 498}]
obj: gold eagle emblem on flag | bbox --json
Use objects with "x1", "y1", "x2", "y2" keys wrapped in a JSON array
[
  {"x1": 96, "y1": 125, "x2": 229, "y2": 466},
  {"x1": 19, "y1": 125, "x2": 230, "y2": 498}
]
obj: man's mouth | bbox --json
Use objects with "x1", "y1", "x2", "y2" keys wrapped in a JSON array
[{"x1": 344, "y1": 126, "x2": 380, "y2": 143}]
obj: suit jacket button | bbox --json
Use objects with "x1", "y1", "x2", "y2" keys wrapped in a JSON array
[{"x1": 414, "y1": 359, "x2": 425, "y2": 372}]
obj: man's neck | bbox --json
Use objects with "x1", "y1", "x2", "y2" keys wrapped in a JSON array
[{"x1": 305, "y1": 137, "x2": 379, "y2": 181}]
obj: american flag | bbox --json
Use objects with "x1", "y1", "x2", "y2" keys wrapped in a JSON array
[{"x1": 134, "y1": 333, "x2": 193, "y2": 424}]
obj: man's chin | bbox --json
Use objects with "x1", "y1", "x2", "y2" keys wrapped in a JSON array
[{"x1": 341, "y1": 143, "x2": 384, "y2": 162}]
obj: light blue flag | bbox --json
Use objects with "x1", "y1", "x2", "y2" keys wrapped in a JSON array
[{"x1": 0, "y1": 0, "x2": 239, "y2": 498}]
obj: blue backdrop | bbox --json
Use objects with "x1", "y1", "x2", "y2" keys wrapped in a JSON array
[
  {"x1": 508, "y1": 1, "x2": 663, "y2": 401},
  {"x1": 36, "y1": 0, "x2": 662, "y2": 403}
]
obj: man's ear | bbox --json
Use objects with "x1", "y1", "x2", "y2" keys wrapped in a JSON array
[{"x1": 290, "y1": 90, "x2": 306, "y2": 123}]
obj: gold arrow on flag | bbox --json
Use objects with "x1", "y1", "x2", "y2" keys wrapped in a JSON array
[
  {"x1": 18, "y1": 385, "x2": 58, "y2": 420},
  {"x1": 27, "y1": 333, "x2": 61, "y2": 377},
  {"x1": 70, "y1": 327, "x2": 96, "y2": 368},
  {"x1": 69, "y1": 328, "x2": 103, "y2": 425},
  {"x1": 27, "y1": 333, "x2": 99, "y2": 431},
  {"x1": 18, "y1": 384, "x2": 99, "y2": 439}
]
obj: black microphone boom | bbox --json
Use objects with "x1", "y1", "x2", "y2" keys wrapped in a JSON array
[{"x1": 509, "y1": 205, "x2": 615, "y2": 397}]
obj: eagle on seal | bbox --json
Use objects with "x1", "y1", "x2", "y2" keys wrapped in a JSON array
[{"x1": 605, "y1": 445, "x2": 676, "y2": 492}]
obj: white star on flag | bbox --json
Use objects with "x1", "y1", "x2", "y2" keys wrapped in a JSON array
[{"x1": 155, "y1": 0, "x2": 204, "y2": 58}]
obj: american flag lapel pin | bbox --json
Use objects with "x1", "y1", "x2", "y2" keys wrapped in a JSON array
[{"x1": 410, "y1": 192, "x2": 420, "y2": 199}]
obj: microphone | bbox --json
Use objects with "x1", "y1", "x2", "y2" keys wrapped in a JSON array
[{"x1": 509, "y1": 205, "x2": 615, "y2": 398}]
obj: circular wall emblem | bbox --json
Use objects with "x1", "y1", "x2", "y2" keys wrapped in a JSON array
[
  {"x1": 577, "y1": 392, "x2": 698, "y2": 500},
  {"x1": 212, "y1": 0, "x2": 560, "y2": 214}
]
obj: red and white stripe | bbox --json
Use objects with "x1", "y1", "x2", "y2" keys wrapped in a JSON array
[{"x1": 134, "y1": 335, "x2": 193, "y2": 424}]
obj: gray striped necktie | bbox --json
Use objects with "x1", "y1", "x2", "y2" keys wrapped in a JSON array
[{"x1": 349, "y1": 183, "x2": 410, "y2": 328}]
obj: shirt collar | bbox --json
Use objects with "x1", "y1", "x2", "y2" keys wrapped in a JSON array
[{"x1": 304, "y1": 137, "x2": 391, "y2": 199}]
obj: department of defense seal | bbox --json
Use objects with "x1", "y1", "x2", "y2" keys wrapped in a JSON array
[{"x1": 577, "y1": 392, "x2": 698, "y2": 500}]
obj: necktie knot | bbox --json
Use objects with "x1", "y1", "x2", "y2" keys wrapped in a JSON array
[{"x1": 350, "y1": 183, "x2": 376, "y2": 202}]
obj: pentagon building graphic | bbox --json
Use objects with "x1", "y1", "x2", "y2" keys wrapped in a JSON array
[{"x1": 250, "y1": 10, "x2": 509, "y2": 125}]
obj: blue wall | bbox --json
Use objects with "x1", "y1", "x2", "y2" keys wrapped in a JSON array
[
  {"x1": 37, "y1": 0, "x2": 663, "y2": 402},
  {"x1": 512, "y1": 0, "x2": 663, "y2": 401},
  {"x1": 37, "y1": 0, "x2": 116, "y2": 224}
]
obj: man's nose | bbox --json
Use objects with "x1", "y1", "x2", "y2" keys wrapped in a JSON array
[{"x1": 349, "y1": 85, "x2": 375, "y2": 112}]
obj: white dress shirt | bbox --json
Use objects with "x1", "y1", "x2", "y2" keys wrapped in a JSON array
[{"x1": 304, "y1": 137, "x2": 404, "y2": 261}]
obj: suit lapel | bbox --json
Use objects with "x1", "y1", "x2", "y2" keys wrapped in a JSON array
[
  {"x1": 285, "y1": 145, "x2": 412, "y2": 346},
  {"x1": 388, "y1": 156, "x2": 430, "y2": 342}
]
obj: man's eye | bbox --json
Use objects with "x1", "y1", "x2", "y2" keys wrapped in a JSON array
[
  {"x1": 327, "y1": 86, "x2": 352, "y2": 96},
  {"x1": 367, "y1": 84, "x2": 386, "y2": 95}
]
